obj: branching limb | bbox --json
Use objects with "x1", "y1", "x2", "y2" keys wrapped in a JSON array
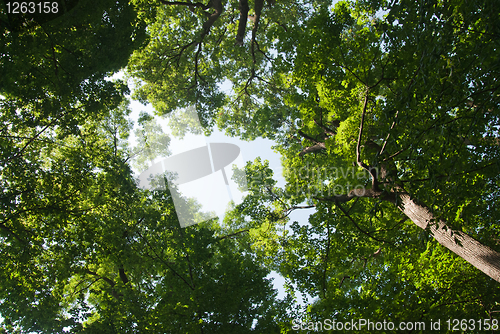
[
  {"x1": 136, "y1": 230, "x2": 195, "y2": 291},
  {"x1": 297, "y1": 130, "x2": 321, "y2": 144},
  {"x1": 0, "y1": 222, "x2": 26, "y2": 244},
  {"x1": 296, "y1": 129, "x2": 328, "y2": 158},
  {"x1": 339, "y1": 275, "x2": 350, "y2": 288},
  {"x1": 84, "y1": 269, "x2": 121, "y2": 299},
  {"x1": 250, "y1": 0, "x2": 264, "y2": 63},
  {"x1": 313, "y1": 119, "x2": 338, "y2": 136}
]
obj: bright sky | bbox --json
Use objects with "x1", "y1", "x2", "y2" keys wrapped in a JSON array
[{"x1": 105, "y1": 68, "x2": 315, "y2": 302}]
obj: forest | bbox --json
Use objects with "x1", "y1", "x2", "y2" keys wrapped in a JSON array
[{"x1": 1, "y1": 0, "x2": 500, "y2": 332}]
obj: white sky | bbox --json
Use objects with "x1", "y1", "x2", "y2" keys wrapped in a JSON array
[{"x1": 125, "y1": 96, "x2": 314, "y2": 303}]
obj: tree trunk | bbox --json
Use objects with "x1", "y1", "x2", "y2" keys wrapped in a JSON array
[{"x1": 399, "y1": 193, "x2": 500, "y2": 283}]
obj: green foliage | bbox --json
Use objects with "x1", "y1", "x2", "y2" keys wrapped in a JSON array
[
  {"x1": 1, "y1": 0, "x2": 146, "y2": 103},
  {"x1": 1, "y1": 1, "x2": 285, "y2": 331},
  {"x1": 0, "y1": 102, "x2": 285, "y2": 332},
  {"x1": 3, "y1": 0, "x2": 500, "y2": 331},
  {"x1": 222, "y1": 0, "x2": 500, "y2": 327},
  {"x1": 126, "y1": 0, "x2": 315, "y2": 138}
]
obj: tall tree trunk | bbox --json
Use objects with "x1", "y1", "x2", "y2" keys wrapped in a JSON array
[
  {"x1": 322, "y1": 188, "x2": 500, "y2": 282},
  {"x1": 399, "y1": 193, "x2": 500, "y2": 283}
]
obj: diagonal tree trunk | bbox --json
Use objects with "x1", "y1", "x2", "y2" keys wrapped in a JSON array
[
  {"x1": 321, "y1": 188, "x2": 500, "y2": 283},
  {"x1": 399, "y1": 193, "x2": 500, "y2": 282}
]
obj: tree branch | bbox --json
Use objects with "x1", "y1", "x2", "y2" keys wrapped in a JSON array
[
  {"x1": 218, "y1": 229, "x2": 250, "y2": 240},
  {"x1": 235, "y1": 0, "x2": 249, "y2": 45},
  {"x1": 333, "y1": 202, "x2": 385, "y2": 243},
  {"x1": 313, "y1": 118, "x2": 338, "y2": 136},
  {"x1": 356, "y1": 91, "x2": 379, "y2": 189},
  {"x1": 298, "y1": 142, "x2": 326, "y2": 158},
  {"x1": 158, "y1": 0, "x2": 210, "y2": 10},
  {"x1": 201, "y1": 0, "x2": 223, "y2": 35},
  {"x1": 84, "y1": 269, "x2": 121, "y2": 299},
  {"x1": 136, "y1": 230, "x2": 195, "y2": 290}
]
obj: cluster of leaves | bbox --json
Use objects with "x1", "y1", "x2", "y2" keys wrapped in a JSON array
[
  {"x1": 221, "y1": 0, "x2": 500, "y2": 327},
  {"x1": 2, "y1": 0, "x2": 500, "y2": 331},
  {"x1": 0, "y1": 2, "x2": 287, "y2": 332}
]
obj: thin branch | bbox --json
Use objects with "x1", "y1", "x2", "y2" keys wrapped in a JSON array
[
  {"x1": 177, "y1": 227, "x2": 196, "y2": 289},
  {"x1": 339, "y1": 275, "x2": 350, "y2": 288},
  {"x1": 218, "y1": 229, "x2": 250, "y2": 240},
  {"x1": 158, "y1": 0, "x2": 210, "y2": 10},
  {"x1": 136, "y1": 230, "x2": 195, "y2": 291},
  {"x1": 298, "y1": 142, "x2": 326, "y2": 158},
  {"x1": 338, "y1": 49, "x2": 366, "y2": 86},
  {"x1": 254, "y1": 39, "x2": 273, "y2": 62},
  {"x1": 250, "y1": 0, "x2": 264, "y2": 63},
  {"x1": 5, "y1": 118, "x2": 58, "y2": 163},
  {"x1": 84, "y1": 269, "x2": 120, "y2": 299},
  {"x1": 298, "y1": 130, "x2": 321, "y2": 144},
  {"x1": 334, "y1": 202, "x2": 384, "y2": 243},
  {"x1": 286, "y1": 205, "x2": 316, "y2": 212},
  {"x1": 379, "y1": 110, "x2": 399, "y2": 156},
  {"x1": 67, "y1": 277, "x2": 102, "y2": 299},
  {"x1": 0, "y1": 222, "x2": 26, "y2": 244},
  {"x1": 356, "y1": 91, "x2": 379, "y2": 189},
  {"x1": 313, "y1": 118, "x2": 337, "y2": 136}
]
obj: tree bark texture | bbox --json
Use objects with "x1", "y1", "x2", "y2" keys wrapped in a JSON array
[{"x1": 399, "y1": 193, "x2": 500, "y2": 283}]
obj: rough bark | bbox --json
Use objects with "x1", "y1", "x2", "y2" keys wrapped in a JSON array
[
  {"x1": 320, "y1": 188, "x2": 500, "y2": 283},
  {"x1": 399, "y1": 193, "x2": 500, "y2": 283}
]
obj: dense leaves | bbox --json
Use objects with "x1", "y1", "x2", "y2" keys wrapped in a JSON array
[
  {"x1": 2, "y1": 0, "x2": 500, "y2": 332},
  {"x1": 1, "y1": 1, "x2": 284, "y2": 332},
  {"x1": 223, "y1": 0, "x2": 500, "y2": 328}
]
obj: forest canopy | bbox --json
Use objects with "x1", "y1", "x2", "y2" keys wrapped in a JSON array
[{"x1": 1, "y1": 0, "x2": 500, "y2": 332}]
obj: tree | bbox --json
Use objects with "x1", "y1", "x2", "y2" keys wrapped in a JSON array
[
  {"x1": 280, "y1": 0, "x2": 500, "y2": 279},
  {"x1": 129, "y1": 0, "x2": 500, "y2": 281},
  {"x1": 4, "y1": 0, "x2": 500, "y2": 330},
  {"x1": 0, "y1": 100, "x2": 287, "y2": 332},
  {"x1": 219, "y1": 0, "x2": 500, "y2": 326},
  {"x1": 126, "y1": 0, "x2": 310, "y2": 135},
  {"x1": 1, "y1": 1, "x2": 286, "y2": 331}
]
